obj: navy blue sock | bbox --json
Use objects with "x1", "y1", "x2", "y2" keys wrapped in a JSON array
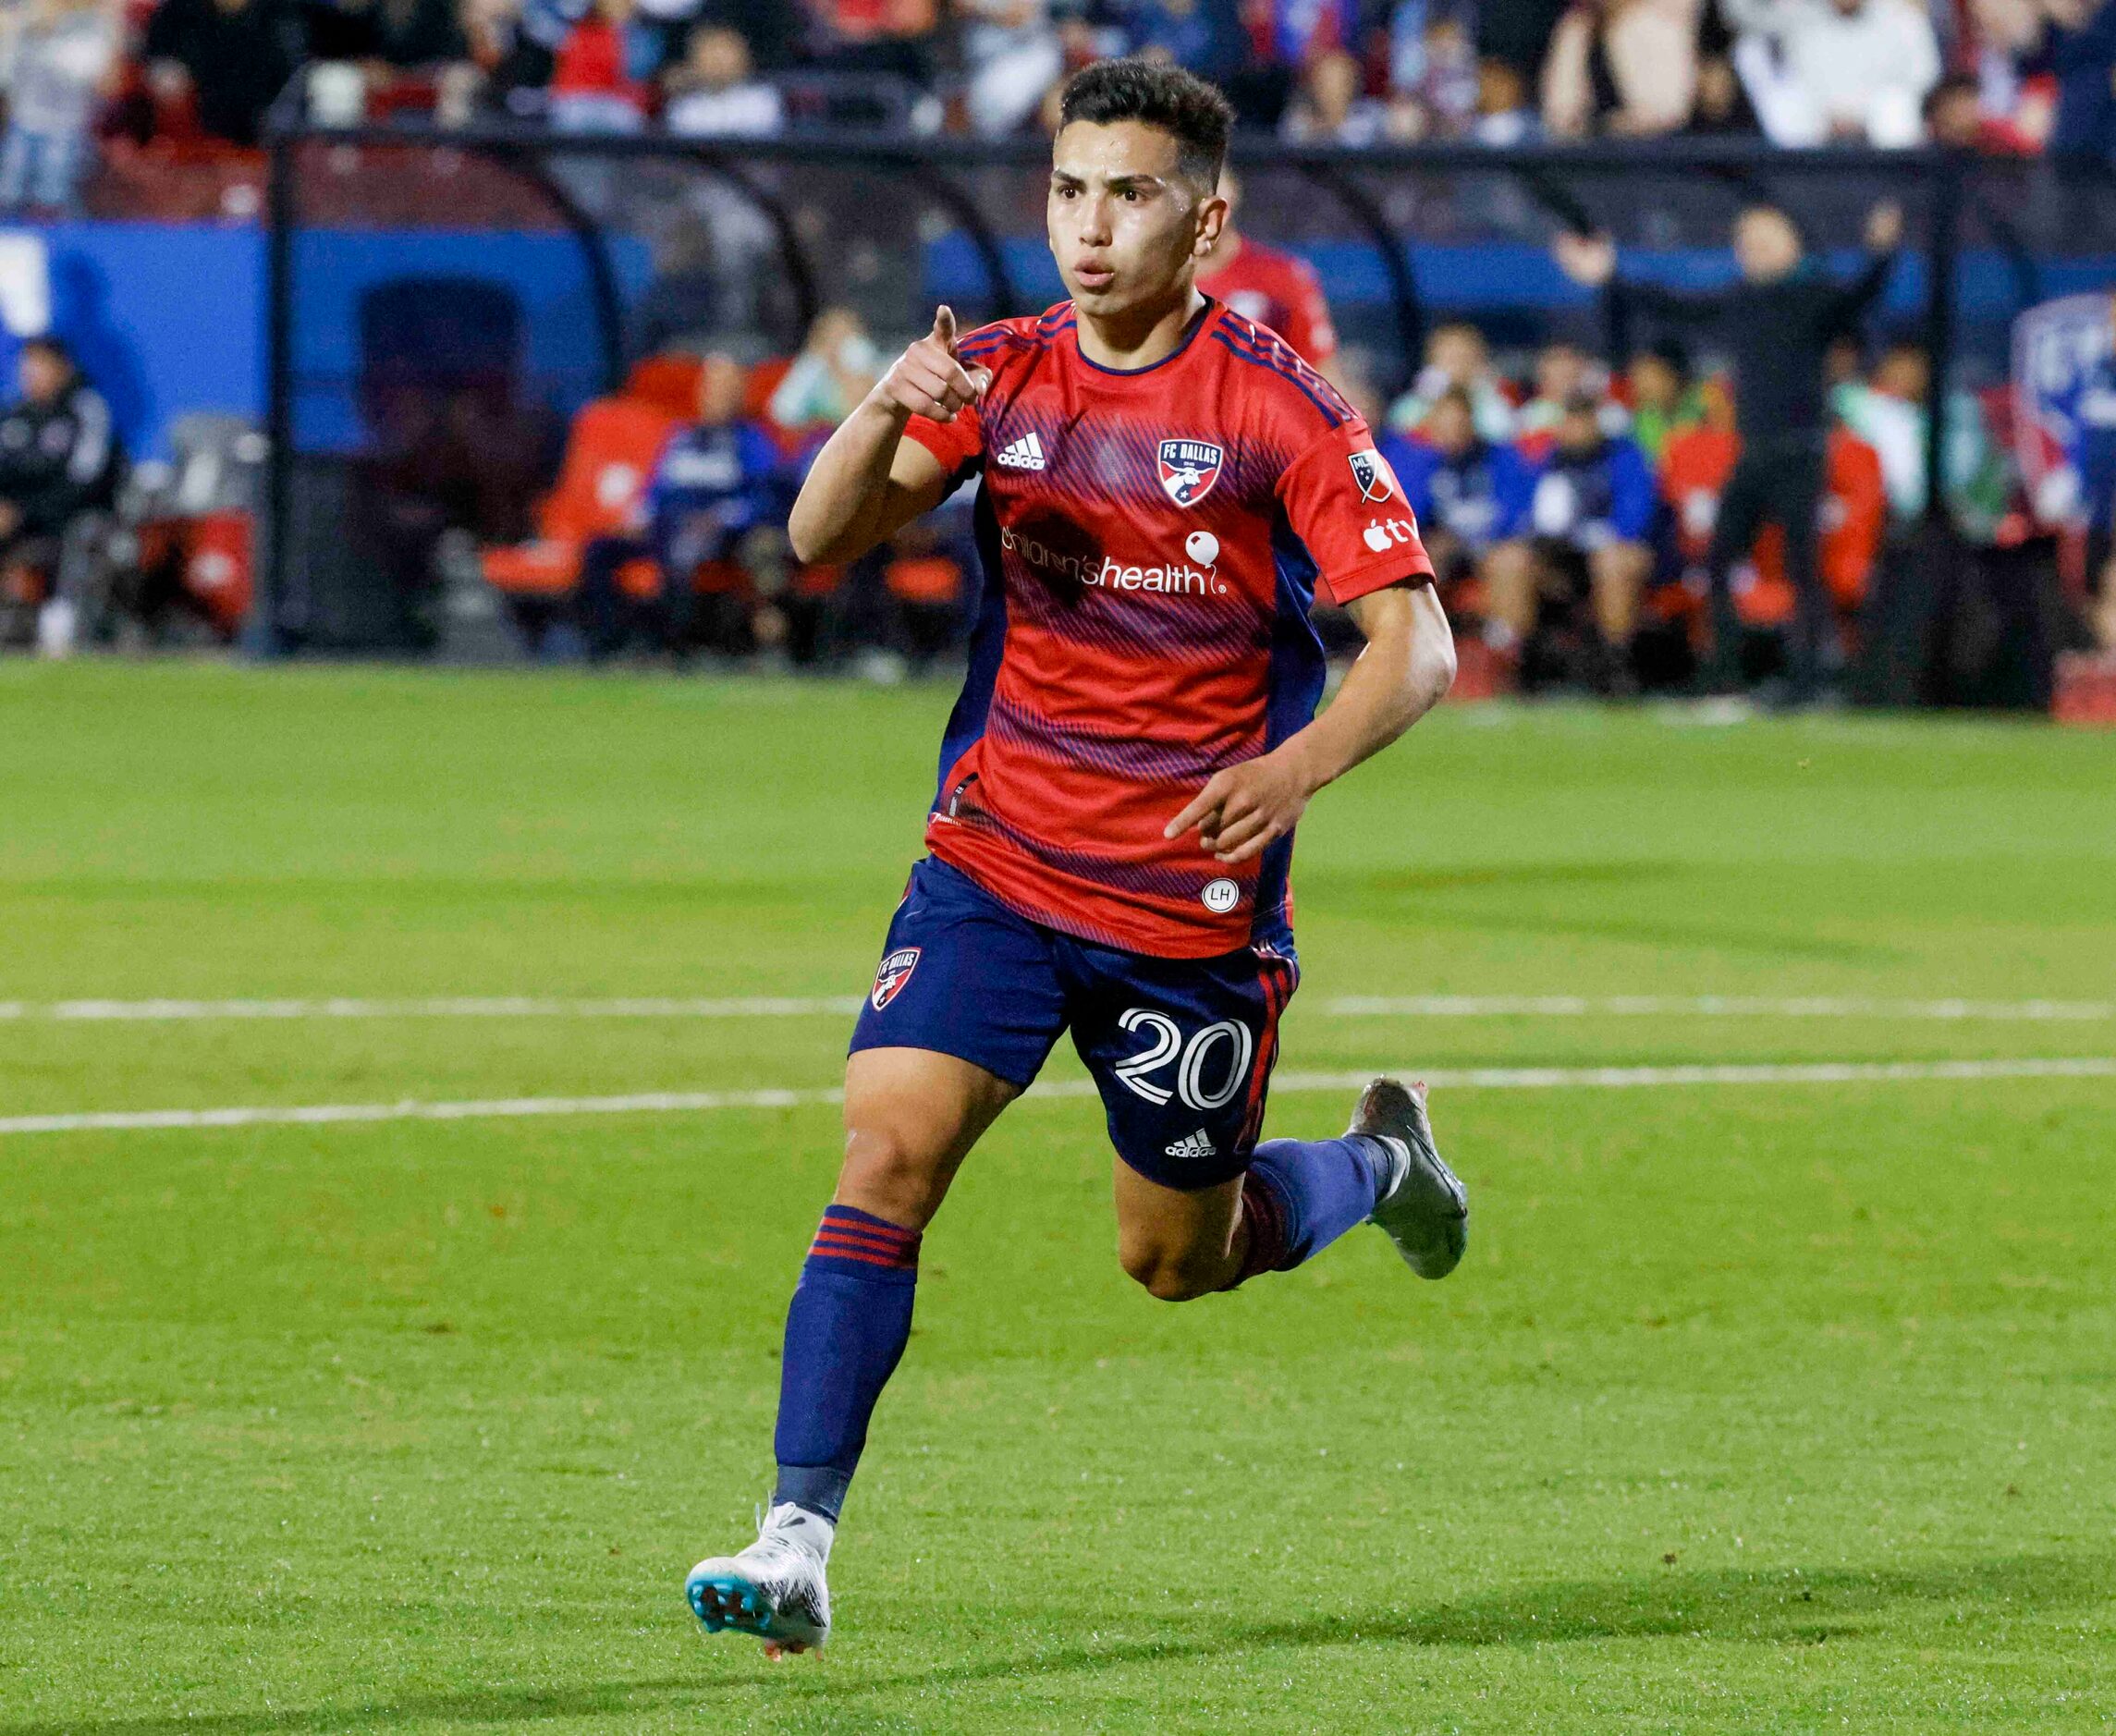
[
  {"x1": 1229, "y1": 1135, "x2": 1391, "y2": 1285},
  {"x1": 770, "y1": 1204, "x2": 920, "y2": 1522}
]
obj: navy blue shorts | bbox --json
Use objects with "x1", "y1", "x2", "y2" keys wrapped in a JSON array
[{"x1": 849, "y1": 856, "x2": 1300, "y2": 1190}]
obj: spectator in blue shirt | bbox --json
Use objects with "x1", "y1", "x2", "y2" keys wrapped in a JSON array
[
  {"x1": 580, "y1": 351, "x2": 788, "y2": 659},
  {"x1": 1381, "y1": 385, "x2": 1531, "y2": 589},
  {"x1": 1484, "y1": 389, "x2": 1658, "y2": 693}
]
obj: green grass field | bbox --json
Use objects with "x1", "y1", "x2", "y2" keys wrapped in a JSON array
[{"x1": 3, "y1": 662, "x2": 2114, "y2": 1734}]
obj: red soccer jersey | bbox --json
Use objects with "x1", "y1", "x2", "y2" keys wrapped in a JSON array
[
  {"x1": 1195, "y1": 238, "x2": 1338, "y2": 367},
  {"x1": 901, "y1": 299, "x2": 1432, "y2": 960}
]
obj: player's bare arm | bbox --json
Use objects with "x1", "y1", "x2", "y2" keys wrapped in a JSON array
[
  {"x1": 786, "y1": 306, "x2": 991, "y2": 565},
  {"x1": 1166, "y1": 582, "x2": 1456, "y2": 865}
]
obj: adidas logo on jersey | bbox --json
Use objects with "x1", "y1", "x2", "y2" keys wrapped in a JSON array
[
  {"x1": 1165, "y1": 1129, "x2": 1218, "y2": 1160},
  {"x1": 995, "y1": 431, "x2": 1047, "y2": 471}
]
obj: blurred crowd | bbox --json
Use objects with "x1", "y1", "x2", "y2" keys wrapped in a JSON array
[
  {"x1": 8, "y1": 0, "x2": 2116, "y2": 213},
  {"x1": 6, "y1": 206, "x2": 2113, "y2": 691},
  {"x1": 407, "y1": 194, "x2": 2110, "y2": 694}
]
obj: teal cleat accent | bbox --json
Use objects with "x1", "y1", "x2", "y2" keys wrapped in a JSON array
[{"x1": 685, "y1": 1505, "x2": 833, "y2": 1654}]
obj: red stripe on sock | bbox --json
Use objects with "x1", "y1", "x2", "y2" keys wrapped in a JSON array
[
  {"x1": 817, "y1": 1218, "x2": 916, "y2": 1249},
  {"x1": 819, "y1": 1211, "x2": 918, "y2": 1245},
  {"x1": 807, "y1": 1241, "x2": 915, "y2": 1270},
  {"x1": 811, "y1": 1233, "x2": 917, "y2": 1265}
]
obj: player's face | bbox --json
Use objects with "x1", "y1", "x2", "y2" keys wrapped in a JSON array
[{"x1": 1048, "y1": 121, "x2": 1226, "y2": 320}]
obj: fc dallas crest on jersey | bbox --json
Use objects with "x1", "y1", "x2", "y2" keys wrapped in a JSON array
[
  {"x1": 871, "y1": 946, "x2": 921, "y2": 1010},
  {"x1": 1156, "y1": 438, "x2": 1224, "y2": 507}
]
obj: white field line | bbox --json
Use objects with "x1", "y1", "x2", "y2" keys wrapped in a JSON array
[
  {"x1": 1321, "y1": 995, "x2": 2116, "y2": 1021},
  {"x1": 1, "y1": 1057, "x2": 2110, "y2": 1140},
  {"x1": 0, "y1": 996, "x2": 866, "y2": 1022},
  {"x1": 0, "y1": 994, "x2": 2108, "y2": 1023}
]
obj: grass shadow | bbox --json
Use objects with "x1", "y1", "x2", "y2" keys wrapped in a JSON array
[{"x1": 12, "y1": 1548, "x2": 2108, "y2": 1734}]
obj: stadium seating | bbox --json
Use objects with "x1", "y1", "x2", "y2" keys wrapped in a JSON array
[
  {"x1": 623, "y1": 354, "x2": 707, "y2": 422},
  {"x1": 482, "y1": 397, "x2": 681, "y2": 599}
]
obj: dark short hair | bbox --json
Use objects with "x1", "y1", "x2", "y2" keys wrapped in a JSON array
[
  {"x1": 1058, "y1": 58, "x2": 1235, "y2": 189},
  {"x1": 20, "y1": 334, "x2": 71, "y2": 367}
]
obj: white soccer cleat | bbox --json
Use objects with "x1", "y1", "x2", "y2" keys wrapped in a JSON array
[
  {"x1": 1356, "y1": 1078, "x2": 1468, "y2": 1279},
  {"x1": 685, "y1": 1502, "x2": 833, "y2": 1657}
]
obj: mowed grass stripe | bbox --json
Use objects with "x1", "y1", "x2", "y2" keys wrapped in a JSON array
[{"x1": 3, "y1": 1055, "x2": 2110, "y2": 1138}]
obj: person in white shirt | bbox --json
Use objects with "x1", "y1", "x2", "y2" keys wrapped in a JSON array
[
  {"x1": 664, "y1": 24, "x2": 785, "y2": 135},
  {"x1": 1727, "y1": 0, "x2": 1942, "y2": 146}
]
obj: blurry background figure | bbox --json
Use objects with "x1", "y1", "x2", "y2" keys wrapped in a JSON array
[
  {"x1": 1388, "y1": 1, "x2": 1480, "y2": 139},
  {"x1": 1195, "y1": 167, "x2": 1339, "y2": 373},
  {"x1": 1388, "y1": 320, "x2": 1517, "y2": 443},
  {"x1": 1832, "y1": 340, "x2": 2008, "y2": 538},
  {"x1": 1559, "y1": 199, "x2": 1903, "y2": 701},
  {"x1": 1727, "y1": 0, "x2": 1941, "y2": 147},
  {"x1": 1624, "y1": 338, "x2": 1706, "y2": 468},
  {"x1": 547, "y1": 0, "x2": 655, "y2": 131},
  {"x1": 664, "y1": 24, "x2": 785, "y2": 134},
  {"x1": 1279, "y1": 45, "x2": 1396, "y2": 142},
  {"x1": 1514, "y1": 339, "x2": 1626, "y2": 446},
  {"x1": 0, "y1": 336, "x2": 120, "y2": 648},
  {"x1": 954, "y1": 0, "x2": 1061, "y2": 134},
  {"x1": 1471, "y1": 51, "x2": 1539, "y2": 142},
  {"x1": 142, "y1": 0, "x2": 302, "y2": 145},
  {"x1": 1380, "y1": 382, "x2": 1532, "y2": 596},
  {"x1": 769, "y1": 307, "x2": 883, "y2": 434},
  {"x1": 304, "y1": 0, "x2": 467, "y2": 77},
  {"x1": 1484, "y1": 388, "x2": 1657, "y2": 694},
  {"x1": 0, "y1": 0, "x2": 116, "y2": 214},
  {"x1": 1542, "y1": 0, "x2": 1701, "y2": 140},
  {"x1": 2047, "y1": 0, "x2": 2116, "y2": 166},
  {"x1": 579, "y1": 349, "x2": 788, "y2": 659}
]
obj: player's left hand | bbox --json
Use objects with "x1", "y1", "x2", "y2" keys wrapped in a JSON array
[{"x1": 1165, "y1": 747, "x2": 1315, "y2": 865}]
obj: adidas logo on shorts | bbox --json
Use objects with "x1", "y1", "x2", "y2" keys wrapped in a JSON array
[
  {"x1": 995, "y1": 431, "x2": 1047, "y2": 471},
  {"x1": 1164, "y1": 1129, "x2": 1217, "y2": 1160}
]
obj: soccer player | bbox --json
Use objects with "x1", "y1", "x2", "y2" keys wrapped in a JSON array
[
  {"x1": 685, "y1": 58, "x2": 1466, "y2": 1657},
  {"x1": 1193, "y1": 165, "x2": 1339, "y2": 373}
]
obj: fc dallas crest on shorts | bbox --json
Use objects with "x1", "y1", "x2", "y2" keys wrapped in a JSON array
[
  {"x1": 1157, "y1": 438, "x2": 1224, "y2": 507},
  {"x1": 870, "y1": 946, "x2": 921, "y2": 1010}
]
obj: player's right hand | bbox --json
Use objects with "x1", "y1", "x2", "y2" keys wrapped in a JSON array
[{"x1": 875, "y1": 306, "x2": 992, "y2": 425}]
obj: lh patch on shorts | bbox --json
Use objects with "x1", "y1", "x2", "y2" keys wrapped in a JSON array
[{"x1": 871, "y1": 947, "x2": 921, "y2": 1011}]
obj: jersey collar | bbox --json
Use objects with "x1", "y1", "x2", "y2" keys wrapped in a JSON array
[{"x1": 1069, "y1": 296, "x2": 1221, "y2": 378}]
